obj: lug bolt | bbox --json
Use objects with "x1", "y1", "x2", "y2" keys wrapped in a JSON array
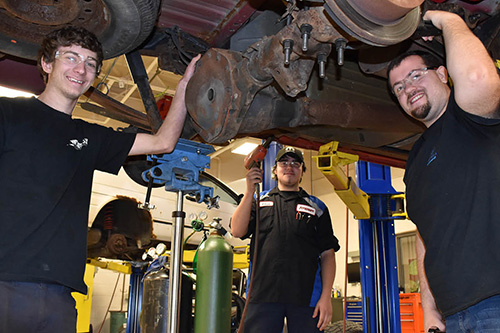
[
  {"x1": 317, "y1": 53, "x2": 327, "y2": 78},
  {"x1": 300, "y1": 24, "x2": 313, "y2": 52},
  {"x1": 283, "y1": 39, "x2": 294, "y2": 65},
  {"x1": 335, "y1": 38, "x2": 347, "y2": 66}
]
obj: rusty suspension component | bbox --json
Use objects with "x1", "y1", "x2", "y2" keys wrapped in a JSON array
[
  {"x1": 185, "y1": 0, "x2": 426, "y2": 145},
  {"x1": 185, "y1": 8, "x2": 343, "y2": 143}
]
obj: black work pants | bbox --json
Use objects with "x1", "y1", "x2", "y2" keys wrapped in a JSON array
[
  {"x1": 0, "y1": 281, "x2": 77, "y2": 333},
  {"x1": 244, "y1": 302, "x2": 321, "y2": 333}
]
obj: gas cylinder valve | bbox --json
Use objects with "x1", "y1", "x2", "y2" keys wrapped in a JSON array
[
  {"x1": 208, "y1": 217, "x2": 223, "y2": 230},
  {"x1": 208, "y1": 217, "x2": 232, "y2": 239}
]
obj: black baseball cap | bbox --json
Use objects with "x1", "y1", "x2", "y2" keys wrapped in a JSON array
[{"x1": 275, "y1": 146, "x2": 304, "y2": 164}]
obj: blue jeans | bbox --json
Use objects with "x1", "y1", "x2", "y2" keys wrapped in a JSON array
[
  {"x1": 446, "y1": 294, "x2": 500, "y2": 332},
  {"x1": 244, "y1": 302, "x2": 321, "y2": 333},
  {"x1": 0, "y1": 281, "x2": 77, "y2": 333}
]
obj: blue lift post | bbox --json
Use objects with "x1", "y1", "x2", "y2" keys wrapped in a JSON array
[
  {"x1": 127, "y1": 265, "x2": 146, "y2": 333},
  {"x1": 356, "y1": 161, "x2": 401, "y2": 333}
]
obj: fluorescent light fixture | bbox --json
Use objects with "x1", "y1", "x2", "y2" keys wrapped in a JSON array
[
  {"x1": 0, "y1": 86, "x2": 35, "y2": 98},
  {"x1": 231, "y1": 142, "x2": 258, "y2": 155}
]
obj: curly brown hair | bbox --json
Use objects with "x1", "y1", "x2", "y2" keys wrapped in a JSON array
[{"x1": 37, "y1": 26, "x2": 103, "y2": 82}]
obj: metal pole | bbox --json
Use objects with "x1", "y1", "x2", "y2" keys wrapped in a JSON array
[
  {"x1": 168, "y1": 190, "x2": 186, "y2": 333},
  {"x1": 379, "y1": 220, "x2": 391, "y2": 333},
  {"x1": 372, "y1": 222, "x2": 383, "y2": 333}
]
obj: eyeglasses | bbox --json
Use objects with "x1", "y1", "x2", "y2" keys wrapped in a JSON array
[
  {"x1": 277, "y1": 160, "x2": 302, "y2": 169},
  {"x1": 392, "y1": 67, "x2": 437, "y2": 97},
  {"x1": 55, "y1": 50, "x2": 100, "y2": 74}
]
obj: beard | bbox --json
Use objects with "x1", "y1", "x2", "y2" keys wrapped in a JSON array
[
  {"x1": 407, "y1": 90, "x2": 431, "y2": 120},
  {"x1": 411, "y1": 101, "x2": 431, "y2": 120}
]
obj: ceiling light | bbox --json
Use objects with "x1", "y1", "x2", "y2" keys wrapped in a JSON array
[
  {"x1": 231, "y1": 142, "x2": 258, "y2": 155},
  {"x1": 0, "y1": 86, "x2": 35, "y2": 98}
]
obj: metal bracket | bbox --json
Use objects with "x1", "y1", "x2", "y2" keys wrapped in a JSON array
[{"x1": 390, "y1": 193, "x2": 407, "y2": 219}]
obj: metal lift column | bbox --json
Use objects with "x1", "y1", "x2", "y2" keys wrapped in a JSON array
[
  {"x1": 127, "y1": 265, "x2": 146, "y2": 333},
  {"x1": 356, "y1": 161, "x2": 401, "y2": 333}
]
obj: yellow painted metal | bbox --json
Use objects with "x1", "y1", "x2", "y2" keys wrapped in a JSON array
[
  {"x1": 312, "y1": 141, "x2": 370, "y2": 219},
  {"x1": 183, "y1": 245, "x2": 250, "y2": 269},
  {"x1": 72, "y1": 264, "x2": 95, "y2": 333},
  {"x1": 87, "y1": 258, "x2": 132, "y2": 274},
  {"x1": 391, "y1": 193, "x2": 408, "y2": 219},
  {"x1": 232, "y1": 245, "x2": 250, "y2": 269}
]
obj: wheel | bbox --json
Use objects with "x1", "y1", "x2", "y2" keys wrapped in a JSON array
[{"x1": 0, "y1": 0, "x2": 160, "y2": 60}]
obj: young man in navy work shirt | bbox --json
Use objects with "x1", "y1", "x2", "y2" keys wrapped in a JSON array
[
  {"x1": 387, "y1": 10, "x2": 500, "y2": 333},
  {"x1": 0, "y1": 26, "x2": 200, "y2": 332},
  {"x1": 231, "y1": 146, "x2": 340, "y2": 332}
]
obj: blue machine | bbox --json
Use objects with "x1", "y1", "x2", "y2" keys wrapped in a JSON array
[
  {"x1": 356, "y1": 161, "x2": 402, "y2": 333},
  {"x1": 142, "y1": 138, "x2": 217, "y2": 207}
]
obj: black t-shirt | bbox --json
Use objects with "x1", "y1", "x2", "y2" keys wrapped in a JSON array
[
  {"x1": 404, "y1": 90, "x2": 500, "y2": 316},
  {"x1": 0, "y1": 97, "x2": 136, "y2": 293},
  {"x1": 242, "y1": 187, "x2": 340, "y2": 307}
]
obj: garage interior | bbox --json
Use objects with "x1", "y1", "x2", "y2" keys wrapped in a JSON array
[
  {"x1": 1, "y1": 0, "x2": 500, "y2": 332},
  {"x1": 0, "y1": 82, "x2": 421, "y2": 333}
]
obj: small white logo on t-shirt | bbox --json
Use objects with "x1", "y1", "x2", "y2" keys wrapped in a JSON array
[{"x1": 68, "y1": 138, "x2": 88, "y2": 150}]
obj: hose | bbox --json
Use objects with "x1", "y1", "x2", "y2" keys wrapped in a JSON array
[{"x1": 237, "y1": 184, "x2": 261, "y2": 333}]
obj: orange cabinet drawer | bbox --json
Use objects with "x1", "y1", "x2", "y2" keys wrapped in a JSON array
[{"x1": 400, "y1": 293, "x2": 424, "y2": 333}]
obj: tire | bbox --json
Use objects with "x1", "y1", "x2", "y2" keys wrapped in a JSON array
[
  {"x1": 98, "y1": 0, "x2": 161, "y2": 58},
  {"x1": 325, "y1": 320, "x2": 363, "y2": 333},
  {"x1": 0, "y1": 0, "x2": 160, "y2": 60}
]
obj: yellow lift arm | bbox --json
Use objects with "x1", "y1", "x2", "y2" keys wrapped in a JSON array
[
  {"x1": 312, "y1": 141, "x2": 371, "y2": 219},
  {"x1": 183, "y1": 245, "x2": 250, "y2": 269},
  {"x1": 87, "y1": 258, "x2": 132, "y2": 274}
]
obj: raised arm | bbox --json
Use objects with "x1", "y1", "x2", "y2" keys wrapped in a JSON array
[
  {"x1": 230, "y1": 167, "x2": 262, "y2": 238},
  {"x1": 416, "y1": 231, "x2": 446, "y2": 332},
  {"x1": 128, "y1": 54, "x2": 201, "y2": 156},
  {"x1": 424, "y1": 10, "x2": 500, "y2": 118}
]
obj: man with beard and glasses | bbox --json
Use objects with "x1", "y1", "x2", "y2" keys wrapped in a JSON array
[{"x1": 387, "y1": 10, "x2": 500, "y2": 333}]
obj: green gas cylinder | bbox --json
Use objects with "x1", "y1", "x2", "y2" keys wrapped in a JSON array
[{"x1": 194, "y1": 231, "x2": 233, "y2": 333}]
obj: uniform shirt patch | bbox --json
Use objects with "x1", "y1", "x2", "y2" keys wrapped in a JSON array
[
  {"x1": 296, "y1": 204, "x2": 316, "y2": 215},
  {"x1": 259, "y1": 201, "x2": 274, "y2": 207}
]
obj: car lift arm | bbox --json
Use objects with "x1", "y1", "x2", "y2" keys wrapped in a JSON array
[{"x1": 312, "y1": 141, "x2": 370, "y2": 219}]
